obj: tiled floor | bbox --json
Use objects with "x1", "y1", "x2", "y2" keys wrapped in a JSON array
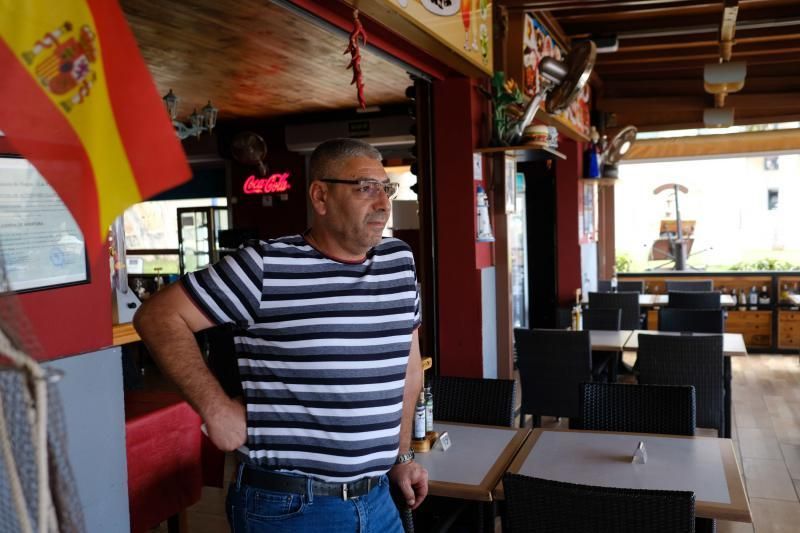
[{"x1": 151, "y1": 355, "x2": 800, "y2": 532}]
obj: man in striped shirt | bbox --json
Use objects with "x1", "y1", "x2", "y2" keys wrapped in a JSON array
[{"x1": 134, "y1": 138, "x2": 427, "y2": 532}]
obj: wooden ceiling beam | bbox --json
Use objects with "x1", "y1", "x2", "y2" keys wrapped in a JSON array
[
  {"x1": 500, "y1": 0, "x2": 730, "y2": 12},
  {"x1": 596, "y1": 52, "x2": 800, "y2": 75},
  {"x1": 596, "y1": 37, "x2": 800, "y2": 65},
  {"x1": 598, "y1": 92, "x2": 800, "y2": 113},
  {"x1": 560, "y1": 3, "x2": 800, "y2": 36},
  {"x1": 618, "y1": 112, "x2": 800, "y2": 133},
  {"x1": 602, "y1": 75, "x2": 800, "y2": 97},
  {"x1": 616, "y1": 29, "x2": 800, "y2": 53}
]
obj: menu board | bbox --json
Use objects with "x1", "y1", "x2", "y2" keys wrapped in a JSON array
[
  {"x1": 386, "y1": 0, "x2": 492, "y2": 74},
  {"x1": 0, "y1": 158, "x2": 88, "y2": 292},
  {"x1": 522, "y1": 14, "x2": 592, "y2": 139}
]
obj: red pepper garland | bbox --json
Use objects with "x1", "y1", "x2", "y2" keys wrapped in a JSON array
[{"x1": 345, "y1": 9, "x2": 367, "y2": 109}]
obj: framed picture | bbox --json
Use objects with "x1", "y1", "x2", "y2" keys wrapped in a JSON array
[
  {"x1": 505, "y1": 155, "x2": 516, "y2": 214},
  {"x1": 0, "y1": 157, "x2": 89, "y2": 293}
]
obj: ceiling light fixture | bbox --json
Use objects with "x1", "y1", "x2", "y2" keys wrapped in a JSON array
[
  {"x1": 704, "y1": 61, "x2": 746, "y2": 107},
  {"x1": 162, "y1": 89, "x2": 218, "y2": 140}
]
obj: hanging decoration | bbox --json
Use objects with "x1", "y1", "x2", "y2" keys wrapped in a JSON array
[{"x1": 345, "y1": 9, "x2": 367, "y2": 109}]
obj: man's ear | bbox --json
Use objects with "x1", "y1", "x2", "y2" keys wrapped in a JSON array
[{"x1": 308, "y1": 180, "x2": 328, "y2": 216}]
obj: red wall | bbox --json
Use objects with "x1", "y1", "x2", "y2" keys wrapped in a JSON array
[
  {"x1": 433, "y1": 77, "x2": 492, "y2": 378},
  {"x1": 556, "y1": 138, "x2": 583, "y2": 307}
]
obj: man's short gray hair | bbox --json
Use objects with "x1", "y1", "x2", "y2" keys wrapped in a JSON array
[{"x1": 309, "y1": 138, "x2": 383, "y2": 183}]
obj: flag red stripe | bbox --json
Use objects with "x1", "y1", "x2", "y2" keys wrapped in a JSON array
[
  {"x1": 87, "y1": 0, "x2": 191, "y2": 200},
  {"x1": 0, "y1": 39, "x2": 100, "y2": 251}
]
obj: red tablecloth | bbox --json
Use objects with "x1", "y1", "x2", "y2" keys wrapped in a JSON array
[{"x1": 125, "y1": 391, "x2": 204, "y2": 533}]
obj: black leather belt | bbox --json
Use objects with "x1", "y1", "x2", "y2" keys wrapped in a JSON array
[{"x1": 240, "y1": 466, "x2": 382, "y2": 500}]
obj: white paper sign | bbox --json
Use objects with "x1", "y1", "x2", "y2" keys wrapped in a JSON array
[{"x1": 473, "y1": 153, "x2": 483, "y2": 181}]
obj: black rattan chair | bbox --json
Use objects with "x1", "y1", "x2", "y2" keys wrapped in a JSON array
[
  {"x1": 659, "y1": 308, "x2": 724, "y2": 334},
  {"x1": 588, "y1": 292, "x2": 641, "y2": 330},
  {"x1": 636, "y1": 334, "x2": 725, "y2": 437},
  {"x1": 666, "y1": 280, "x2": 714, "y2": 292},
  {"x1": 503, "y1": 474, "x2": 696, "y2": 533},
  {"x1": 514, "y1": 329, "x2": 593, "y2": 428},
  {"x1": 667, "y1": 291, "x2": 722, "y2": 310},
  {"x1": 619, "y1": 280, "x2": 645, "y2": 293},
  {"x1": 584, "y1": 308, "x2": 622, "y2": 331},
  {"x1": 581, "y1": 382, "x2": 696, "y2": 436},
  {"x1": 430, "y1": 376, "x2": 516, "y2": 427}
]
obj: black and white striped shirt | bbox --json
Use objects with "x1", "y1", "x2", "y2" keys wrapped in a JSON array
[{"x1": 182, "y1": 235, "x2": 421, "y2": 482}]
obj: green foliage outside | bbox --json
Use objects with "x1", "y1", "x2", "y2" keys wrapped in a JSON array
[
  {"x1": 729, "y1": 258, "x2": 800, "y2": 271},
  {"x1": 615, "y1": 253, "x2": 633, "y2": 273}
]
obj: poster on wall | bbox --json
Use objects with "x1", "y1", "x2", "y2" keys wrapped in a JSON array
[
  {"x1": 522, "y1": 13, "x2": 591, "y2": 139},
  {"x1": 387, "y1": 0, "x2": 493, "y2": 74},
  {"x1": 579, "y1": 181, "x2": 598, "y2": 244},
  {"x1": 0, "y1": 158, "x2": 88, "y2": 292}
]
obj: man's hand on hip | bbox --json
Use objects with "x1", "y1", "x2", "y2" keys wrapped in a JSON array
[
  {"x1": 389, "y1": 461, "x2": 429, "y2": 510},
  {"x1": 203, "y1": 397, "x2": 247, "y2": 452}
]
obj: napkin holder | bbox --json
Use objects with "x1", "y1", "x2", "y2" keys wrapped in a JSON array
[{"x1": 632, "y1": 441, "x2": 648, "y2": 464}]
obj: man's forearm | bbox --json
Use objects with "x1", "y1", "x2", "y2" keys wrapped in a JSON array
[
  {"x1": 134, "y1": 301, "x2": 228, "y2": 420},
  {"x1": 398, "y1": 331, "x2": 423, "y2": 451}
]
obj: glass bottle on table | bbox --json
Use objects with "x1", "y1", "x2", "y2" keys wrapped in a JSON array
[
  {"x1": 738, "y1": 287, "x2": 747, "y2": 311},
  {"x1": 758, "y1": 285, "x2": 770, "y2": 306},
  {"x1": 571, "y1": 288, "x2": 583, "y2": 331},
  {"x1": 413, "y1": 391, "x2": 426, "y2": 441},
  {"x1": 610, "y1": 267, "x2": 618, "y2": 292},
  {"x1": 748, "y1": 286, "x2": 758, "y2": 310},
  {"x1": 424, "y1": 386, "x2": 433, "y2": 434}
]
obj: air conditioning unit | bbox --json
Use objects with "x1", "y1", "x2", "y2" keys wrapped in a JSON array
[{"x1": 285, "y1": 115, "x2": 414, "y2": 155}]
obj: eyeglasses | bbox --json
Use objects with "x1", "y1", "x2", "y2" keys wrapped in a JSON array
[{"x1": 320, "y1": 178, "x2": 400, "y2": 200}]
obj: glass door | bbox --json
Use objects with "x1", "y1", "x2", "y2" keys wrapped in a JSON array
[
  {"x1": 510, "y1": 171, "x2": 529, "y2": 328},
  {"x1": 178, "y1": 208, "x2": 211, "y2": 274}
]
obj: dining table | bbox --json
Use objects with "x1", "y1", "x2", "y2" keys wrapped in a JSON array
[
  {"x1": 414, "y1": 421, "x2": 530, "y2": 532},
  {"x1": 583, "y1": 294, "x2": 735, "y2": 307},
  {"x1": 494, "y1": 428, "x2": 752, "y2": 523}
]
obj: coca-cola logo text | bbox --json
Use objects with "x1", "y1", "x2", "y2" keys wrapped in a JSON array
[{"x1": 243, "y1": 173, "x2": 292, "y2": 195}]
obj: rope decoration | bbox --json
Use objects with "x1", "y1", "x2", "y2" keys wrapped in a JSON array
[{"x1": 344, "y1": 9, "x2": 367, "y2": 109}]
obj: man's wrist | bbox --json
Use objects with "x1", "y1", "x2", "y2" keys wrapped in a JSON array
[{"x1": 395, "y1": 448, "x2": 415, "y2": 465}]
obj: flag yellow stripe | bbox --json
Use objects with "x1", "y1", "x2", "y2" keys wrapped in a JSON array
[{"x1": 1, "y1": 0, "x2": 143, "y2": 239}]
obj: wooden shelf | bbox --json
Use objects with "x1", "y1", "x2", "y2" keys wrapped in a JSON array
[
  {"x1": 581, "y1": 178, "x2": 618, "y2": 186},
  {"x1": 113, "y1": 323, "x2": 140, "y2": 346},
  {"x1": 475, "y1": 143, "x2": 566, "y2": 160}
]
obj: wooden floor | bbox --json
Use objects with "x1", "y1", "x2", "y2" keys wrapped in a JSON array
[{"x1": 150, "y1": 355, "x2": 800, "y2": 533}]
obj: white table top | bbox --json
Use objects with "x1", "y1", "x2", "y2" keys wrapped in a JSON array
[
  {"x1": 497, "y1": 429, "x2": 751, "y2": 522},
  {"x1": 623, "y1": 330, "x2": 747, "y2": 356},
  {"x1": 584, "y1": 294, "x2": 735, "y2": 307},
  {"x1": 413, "y1": 422, "x2": 529, "y2": 501},
  {"x1": 589, "y1": 330, "x2": 634, "y2": 351}
]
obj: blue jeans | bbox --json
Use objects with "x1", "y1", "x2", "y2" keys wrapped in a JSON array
[{"x1": 226, "y1": 466, "x2": 404, "y2": 533}]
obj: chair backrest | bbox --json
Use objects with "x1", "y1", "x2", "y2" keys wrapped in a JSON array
[
  {"x1": 597, "y1": 280, "x2": 612, "y2": 292},
  {"x1": 583, "y1": 308, "x2": 622, "y2": 331},
  {"x1": 513, "y1": 329, "x2": 592, "y2": 420},
  {"x1": 659, "y1": 308, "x2": 724, "y2": 333},
  {"x1": 581, "y1": 382, "x2": 696, "y2": 436},
  {"x1": 503, "y1": 474, "x2": 696, "y2": 533},
  {"x1": 667, "y1": 291, "x2": 721, "y2": 310},
  {"x1": 430, "y1": 376, "x2": 516, "y2": 427},
  {"x1": 618, "y1": 280, "x2": 645, "y2": 294},
  {"x1": 666, "y1": 279, "x2": 714, "y2": 292},
  {"x1": 588, "y1": 292, "x2": 641, "y2": 330},
  {"x1": 636, "y1": 334, "x2": 724, "y2": 434}
]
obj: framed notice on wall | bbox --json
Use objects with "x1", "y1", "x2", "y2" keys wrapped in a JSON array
[
  {"x1": 0, "y1": 157, "x2": 89, "y2": 293},
  {"x1": 579, "y1": 181, "x2": 598, "y2": 243}
]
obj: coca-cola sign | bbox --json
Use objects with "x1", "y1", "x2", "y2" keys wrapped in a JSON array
[{"x1": 243, "y1": 173, "x2": 291, "y2": 195}]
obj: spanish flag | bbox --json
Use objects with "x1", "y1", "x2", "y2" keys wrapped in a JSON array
[{"x1": 0, "y1": 0, "x2": 191, "y2": 250}]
